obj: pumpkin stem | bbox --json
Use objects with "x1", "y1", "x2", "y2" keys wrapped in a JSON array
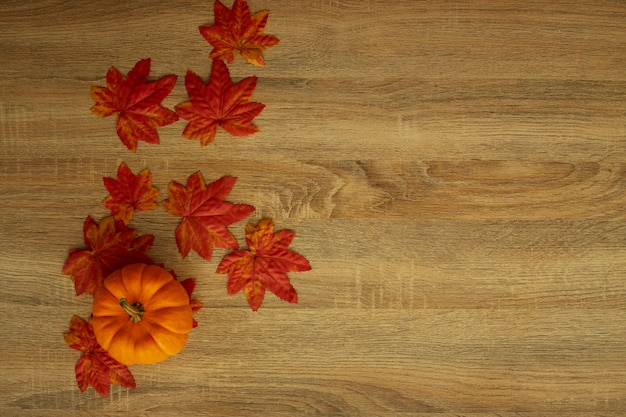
[{"x1": 119, "y1": 298, "x2": 144, "y2": 323}]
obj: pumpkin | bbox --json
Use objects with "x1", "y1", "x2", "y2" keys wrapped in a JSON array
[{"x1": 91, "y1": 263, "x2": 194, "y2": 365}]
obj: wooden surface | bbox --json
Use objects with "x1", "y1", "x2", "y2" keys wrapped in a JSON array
[{"x1": 1, "y1": 0, "x2": 625, "y2": 415}]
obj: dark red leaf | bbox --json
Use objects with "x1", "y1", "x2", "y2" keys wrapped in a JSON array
[
  {"x1": 91, "y1": 58, "x2": 178, "y2": 152},
  {"x1": 176, "y1": 60, "x2": 265, "y2": 146},
  {"x1": 162, "y1": 172, "x2": 255, "y2": 261},
  {"x1": 64, "y1": 316, "x2": 136, "y2": 397},
  {"x1": 216, "y1": 218, "x2": 311, "y2": 311},
  {"x1": 62, "y1": 216, "x2": 154, "y2": 295},
  {"x1": 103, "y1": 162, "x2": 159, "y2": 225},
  {"x1": 199, "y1": 0, "x2": 279, "y2": 67}
]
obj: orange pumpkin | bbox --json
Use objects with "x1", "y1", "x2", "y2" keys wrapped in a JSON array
[{"x1": 91, "y1": 263, "x2": 194, "y2": 365}]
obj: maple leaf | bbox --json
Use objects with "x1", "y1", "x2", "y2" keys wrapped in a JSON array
[
  {"x1": 175, "y1": 60, "x2": 265, "y2": 146},
  {"x1": 64, "y1": 315, "x2": 136, "y2": 397},
  {"x1": 103, "y1": 162, "x2": 159, "y2": 225},
  {"x1": 162, "y1": 172, "x2": 255, "y2": 261},
  {"x1": 199, "y1": 0, "x2": 279, "y2": 67},
  {"x1": 62, "y1": 216, "x2": 154, "y2": 296},
  {"x1": 216, "y1": 218, "x2": 311, "y2": 311},
  {"x1": 169, "y1": 268, "x2": 204, "y2": 328},
  {"x1": 91, "y1": 58, "x2": 179, "y2": 152}
]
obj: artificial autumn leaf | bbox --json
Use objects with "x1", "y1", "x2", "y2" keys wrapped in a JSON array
[
  {"x1": 199, "y1": 0, "x2": 279, "y2": 67},
  {"x1": 64, "y1": 315, "x2": 136, "y2": 397},
  {"x1": 169, "y1": 268, "x2": 204, "y2": 328},
  {"x1": 216, "y1": 218, "x2": 311, "y2": 311},
  {"x1": 176, "y1": 60, "x2": 265, "y2": 146},
  {"x1": 162, "y1": 172, "x2": 255, "y2": 261},
  {"x1": 62, "y1": 216, "x2": 154, "y2": 296},
  {"x1": 91, "y1": 58, "x2": 179, "y2": 152},
  {"x1": 103, "y1": 162, "x2": 159, "y2": 225}
]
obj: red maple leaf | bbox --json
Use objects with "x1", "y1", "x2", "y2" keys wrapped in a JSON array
[
  {"x1": 216, "y1": 218, "x2": 311, "y2": 311},
  {"x1": 163, "y1": 172, "x2": 255, "y2": 261},
  {"x1": 62, "y1": 216, "x2": 154, "y2": 296},
  {"x1": 91, "y1": 58, "x2": 179, "y2": 152},
  {"x1": 103, "y1": 162, "x2": 159, "y2": 225},
  {"x1": 64, "y1": 315, "x2": 136, "y2": 397},
  {"x1": 175, "y1": 59, "x2": 265, "y2": 146},
  {"x1": 199, "y1": 0, "x2": 279, "y2": 67}
]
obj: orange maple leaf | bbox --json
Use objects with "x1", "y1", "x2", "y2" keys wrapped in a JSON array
[
  {"x1": 91, "y1": 58, "x2": 179, "y2": 152},
  {"x1": 216, "y1": 218, "x2": 311, "y2": 311},
  {"x1": 199, "y1": 0, "x2": 279, "y2": 67},
  {"x1": 62, "y1": 216, "x2": 154, "y2": 296},
  {"x1": 162, "y1": 172, "x2": 255, "y2": 261},
  {"x1": 64, "y1": 315, "x2": 136, "y2": 397},
  {"x1": 176, "y1": 59, "x2": 265, "y2": 146},
  {"x1": 103, "y1": 162, "x2": 159, "y2": 225}
]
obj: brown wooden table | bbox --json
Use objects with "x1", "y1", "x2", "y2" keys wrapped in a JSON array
[{"x1": 1, "y1": 1, "x2": 625, "y2": 415}]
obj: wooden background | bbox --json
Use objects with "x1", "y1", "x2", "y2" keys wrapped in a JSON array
[{"x1": 1, "y1": 0, "x2": 625, "y2": 415}]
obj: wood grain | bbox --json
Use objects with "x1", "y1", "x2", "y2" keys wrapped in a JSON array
[{"x1": 1, "y1": 0, "x2": 625, "y2": 415}]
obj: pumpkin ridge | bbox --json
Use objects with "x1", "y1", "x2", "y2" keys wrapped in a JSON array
[
  {"x1": 137, "y1": 265, "x2": 178, "y2": 302},
  {"x1": 141, "y1": 320, "x2": 190, "y2": 356},
  {"x1": 102, "y1": 319, "x2": 137, "y2": 364},
  {"x1": 144, "y1": 321, "x2": 191, "y2": 336},
  {"x1": 141, "y1": 280, "x2": 190, "y2": 311},
  {"x1": 92, "y1": 285, "x2": 122, "y2": 316},
  {"x1": 92, "y1": 314, "x2": 128, "y2": 350},
  {"x1": 119, "y1": 263, "x2": 149, "y2": 301},
  {"x1": 132, "y1": 328, "x2": 169, "y2": 364},
  {"x1": 101, "y1": 267, "x2": 129, "y2": 300},
  {"x1": 142, "y1": 306, "x2": 193, "y2": 334}
]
